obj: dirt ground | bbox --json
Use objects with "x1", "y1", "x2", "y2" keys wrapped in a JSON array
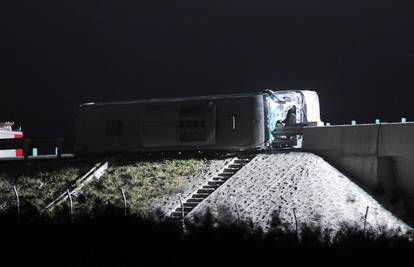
[{"x1": 182, "y1": 152, "x2": 411, "y2": 234}]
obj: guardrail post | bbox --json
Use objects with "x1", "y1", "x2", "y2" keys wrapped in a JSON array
[
  {"x1": 234, "y1": 203, "x2": 240, "y2": 223},
  {"x1": 363, "y1": 206, "x2": 369, "y2": 232},
  {"x1": 120, "y1": 187, "x2": 127, "y2": 216},
  {"x1": 56, "y1": 138, "x2": 63, "y2": 158},
  {"x1": 67, "y1": 189, "x2": 73, "y2": 221},
  {"x1": 23, "y1": 138, "x2": 30, "y2": 160},
  {"x1": 13, "y1": 186, "x2": 20, "y2": 216},
  {"x1": 178, "y1": 195, "x2": 185, "y2": 230},
  {"x1": 293, "y1": 208, "x2": 298, "y2": 238}
]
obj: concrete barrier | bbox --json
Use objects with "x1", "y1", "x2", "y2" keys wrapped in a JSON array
[
  {"x1": 393, "y1": 156, "x2": 414, "y2": 198},
  {"x1": 339, "y1": 156, "x2": 379, "y2": 190},
  {"x1": 303, "y1": 124, "x2": 379, "y2": 155},
  {"x1": 303, "y1": 123, "x2": 414, "y2": 217},
  {"x1": 378, "y1": 123, "x2": 414, "y2": 200},
  {"x1": 303, "y1": 124, "x2": 380, "y2": 189},
  {"x1": 379, "y1": 122, "x2": 414, "y2": 156}
]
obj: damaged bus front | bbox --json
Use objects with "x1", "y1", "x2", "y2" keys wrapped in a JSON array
[{"x1": 264, "y1": 90, "x2": 321, "y2": 148}]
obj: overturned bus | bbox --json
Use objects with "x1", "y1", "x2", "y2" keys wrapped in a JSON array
[{"x1": 72, "y1": 90, "x2": 321, "y2": 154}]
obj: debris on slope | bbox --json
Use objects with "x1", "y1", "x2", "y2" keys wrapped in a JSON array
[
  {"x1": 188, "y1": 152, "x2": 411, "y2": 234},
  {"x1": 44, "y1": 161, "x2": 109, "y2": 212}
]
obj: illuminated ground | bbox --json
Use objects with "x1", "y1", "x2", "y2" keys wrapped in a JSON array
[{"x1": 181, "y1": 152, "x2": 411, "y2": 234}]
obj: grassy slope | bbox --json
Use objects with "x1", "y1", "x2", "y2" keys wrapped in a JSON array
[
  {"x1": 78, "y1": 157, "x2": 204, "y2": 215},
  {"x1": 0, "y1": 156, "x2": 204, "y2": 216}
]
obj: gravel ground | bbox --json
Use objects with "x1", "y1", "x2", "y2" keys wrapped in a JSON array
[
  {"x1": 186, "y1": 152, "x2": 411, "y2": 234},
  {"x1": 151, "y1": 157, "x2": 236, "y2": 214}
]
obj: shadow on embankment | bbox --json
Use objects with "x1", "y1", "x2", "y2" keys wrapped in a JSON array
[{"x1": 1, "y1": 204, "x2": 413, "y2": 266}]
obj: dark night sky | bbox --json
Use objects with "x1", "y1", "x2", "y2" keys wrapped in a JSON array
[{"x1": 1, "y1": 0, "x2": 414, "y2": 136}]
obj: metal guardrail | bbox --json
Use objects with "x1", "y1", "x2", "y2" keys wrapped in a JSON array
[
  {"x1": 0, "y1": 137, "x2": 64, "y2": 159},
  {"x1": 272, "y1": 122, "x2": 317, "y2": 137},
  {"x1": 273, "y1": 126, "x2": 304, "y2": 137},
  {"x1": 271, "y1": 123, "x2": 317, "y2": 148}
]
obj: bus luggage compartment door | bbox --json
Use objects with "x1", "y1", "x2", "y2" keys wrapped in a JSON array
[{"x1": 141, "y1": 105, "x2": 179, "y2": 147}]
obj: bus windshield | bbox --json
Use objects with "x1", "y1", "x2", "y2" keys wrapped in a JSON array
[{"x1": 265, "y1": 91, "x2": 304, "y2": 143}]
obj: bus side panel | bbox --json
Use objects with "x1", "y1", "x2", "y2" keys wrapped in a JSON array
[
  {"x1": 74, "y1": 104, "x2": 143, "y2": 153},
  {"x1": 74, "y1": 94, "x2": 267, "y2": 153},
  {"x1": 214, "y1": 95, "x2": 265, "y2": 150}
]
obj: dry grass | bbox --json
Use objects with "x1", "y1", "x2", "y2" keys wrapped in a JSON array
[
  {"x1": 77, "y1": 158, "x2": 204, "y2": 215},
  {"x1": 0, "y1": 156, "x2": 205, "y2": 217}
]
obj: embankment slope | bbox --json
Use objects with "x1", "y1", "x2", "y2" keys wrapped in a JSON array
[{"x1": 188, "y1": 152, "x2": 410, "y2": 233}]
